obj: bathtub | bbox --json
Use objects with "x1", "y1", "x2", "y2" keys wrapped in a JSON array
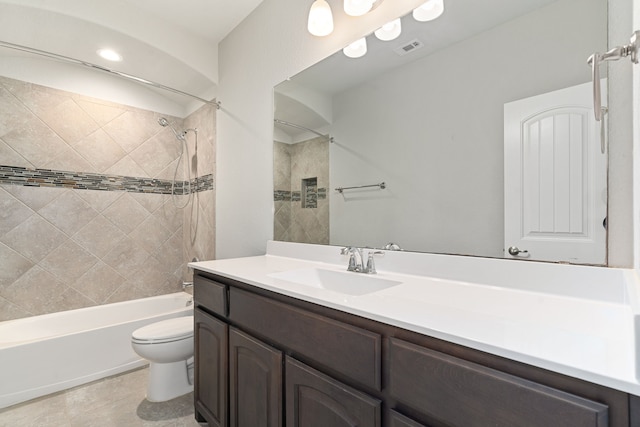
[{"x1": 0, "y1": 292, "x2": 193, "y2": 409}]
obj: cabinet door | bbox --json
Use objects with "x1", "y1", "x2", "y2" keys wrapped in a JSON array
[
  {"x1": 285, "y1": 356, "x2": 381, "y2": 427},
  {"x1": 229, "y1": 327, "x2": 282, "y2": 427},
  {"x1": 194, "y1": 308, "x2": 228, "y2": 427},
  {"x1": 389, "y1": 338, "x2": 609, "y2": 427},
  {"x1": 389, "y1": 410, "x2": 429, "y2": 427}
]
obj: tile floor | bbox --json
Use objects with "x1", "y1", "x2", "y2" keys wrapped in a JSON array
[{"x1": 0, "y1": 367, "x2": 202, "y2": 426}]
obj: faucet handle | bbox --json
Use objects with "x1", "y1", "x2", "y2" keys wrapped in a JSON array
[
  {"x1": 365, "y1": 251, "x2": 384, "y2": 274},
  {"x1": 382, "y1": 242, "x2": 402, "y2": 251}
]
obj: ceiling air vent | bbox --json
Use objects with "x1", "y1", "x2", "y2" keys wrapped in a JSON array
[{"x1": 394, "y1": 39, "x2": 424, "y2": 56}]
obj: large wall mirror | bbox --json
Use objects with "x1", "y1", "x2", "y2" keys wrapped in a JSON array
[{"x1": 273, "y1": 0, "x2": 609, "y2": 265}]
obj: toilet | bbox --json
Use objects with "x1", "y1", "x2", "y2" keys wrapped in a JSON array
[{"x1": 131, "y1": 315, "x2": 194, "y2": 402}]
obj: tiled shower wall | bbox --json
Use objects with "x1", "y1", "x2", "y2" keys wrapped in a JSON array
[
  {"x1": 0, "y1": 76, "x2": 215, "y2": 321},
  {"x1": 273, "y1": 136, "x2": 329, "y2": 244}
]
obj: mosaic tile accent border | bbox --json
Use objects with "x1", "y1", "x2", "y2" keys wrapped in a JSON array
[
  {"x1": 274, "y1": 189, "x2": 326, "y2": 203},
  {"x1": 0, "y1": 165, "x2": 213, "y2": 195}
]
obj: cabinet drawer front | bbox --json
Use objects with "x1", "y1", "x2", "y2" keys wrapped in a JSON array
[
  {"x1": 229, "y1": 287, "x2": 381, "y2": 391},
  {"x1": 286, "y1": 356, "x2": 381, "y2": 427},
  {"x1": 389, "y1": 338, "x2": 608, "y2": 427},
  {"x1": 195, "y1": 275, "x2": 227, "y2": 316}
]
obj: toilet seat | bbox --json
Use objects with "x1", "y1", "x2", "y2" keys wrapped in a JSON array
[{"x1": 132, "y1": 316, "x2": 193, "y2": 344}]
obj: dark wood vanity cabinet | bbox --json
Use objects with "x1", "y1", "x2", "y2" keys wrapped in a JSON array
[{"x1": 193, "y1": 271, "x2": 634, "y2": 427}]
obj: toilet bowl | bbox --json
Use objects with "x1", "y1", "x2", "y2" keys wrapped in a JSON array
[{"x1": 131, "y1": 315, "x2": 194, "y2": 402}]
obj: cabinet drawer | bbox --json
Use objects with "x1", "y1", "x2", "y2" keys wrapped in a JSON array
[
  {"x1": 194, "y1": 274, "x2": 227, "y2": 316},
  {"x1": 229, "y1": 287, "x2": 381, "y2": 391},
  {"x1": 389, "y1": 338, "x2": 609, "y2": 427}
]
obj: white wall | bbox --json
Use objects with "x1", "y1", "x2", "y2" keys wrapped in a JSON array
[
  {"x1": 633, "y1": 0, "x2": 640, "y2": 269},
  {"x1": 216, "y1": 0, "x2": 426, "y2": 258},
  {"x1": 329, "y1": 0, "x2": 605, "y2": 257},
  {"x1": 608, "y1": 0, "x2": 635, "y2": 267}
]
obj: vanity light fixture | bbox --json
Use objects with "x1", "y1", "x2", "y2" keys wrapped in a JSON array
[
  {"x1": 374, "y1": 18, "x2": 402, "y2": 41},
  {"x1": 96, "y1": 48, "x2": 122, "y2": 62},
  {"x1": 343, "y1": 37, "x2": 367, "y2": 58},
  {"x1": 308, "y1": 0, "x2": 334, "y2": 36},
  {"x1": 344, "y1": 0, "x2": 376, "y2": 17},
  {"x1": 413, "y1": 0, "x2": 444, "y2": 22}
]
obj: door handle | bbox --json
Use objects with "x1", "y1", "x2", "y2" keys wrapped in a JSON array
[{"x1": 508, "y1": 246, "x2": 529, "y2": 257}]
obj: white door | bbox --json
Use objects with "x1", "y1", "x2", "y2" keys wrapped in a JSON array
[{"x1": 504, "y1": 81, "x2": 607, "y2": 264}]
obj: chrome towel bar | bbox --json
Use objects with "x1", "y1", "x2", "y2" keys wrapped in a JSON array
[{"x1": 335, "y1": 182, "x2": 386, "y2": 193}]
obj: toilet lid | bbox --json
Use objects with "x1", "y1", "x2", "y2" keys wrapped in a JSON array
[{"x1": 132, "y1": 316, "x2": 193, "y2": 343}]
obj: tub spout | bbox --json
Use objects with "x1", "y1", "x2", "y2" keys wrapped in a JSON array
[{"x1": 182, "y1": 282, "x2": 194, "y2": 306}]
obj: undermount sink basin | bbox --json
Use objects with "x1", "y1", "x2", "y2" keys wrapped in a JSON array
[{"x1": 268, "y1": 268, "x2": 401, "y2": 296}]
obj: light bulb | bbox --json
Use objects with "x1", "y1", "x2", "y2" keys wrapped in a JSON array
[
  {"x1": 344, "y1": 0, "x2": 374, "y2": 17},
  {"x1": 374, "y1": 18, "x2": 402, "y2": 41},
  {"x1": 413, "y1": 0, "x2": 444, "y2": 22},
  {"x1": 343, "y1": 37, "x2": 367, "y2": 58},
  {"x1": 97, "y1": 48, "x2": 122, "y2": 62},
  {"x1": 308, "y1": 0, "x2": 334, "y2": 36}
]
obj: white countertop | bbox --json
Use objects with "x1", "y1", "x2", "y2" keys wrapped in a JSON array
[{"x1": 190, "y1": 241, "x2": 640, "y2": 396}]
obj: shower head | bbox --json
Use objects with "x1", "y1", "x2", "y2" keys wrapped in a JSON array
[{"x1": 158, "y1": 117, "x2": 186, "y2": 141}]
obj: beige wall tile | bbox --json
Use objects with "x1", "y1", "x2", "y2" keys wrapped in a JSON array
[
  {"x1": 0, "y1": 139, "x2": 33, "y2": 168},
  {"x1": 38, "y1": 191, "x2": 98, "y2": 236},
  {"x1": 102, "y1": 194, "x2": 150, "y2": 234},
  {"x1": 74, "y1": 98, "x2": 126, "y2": 126},
  {"x1": 3, "y1": 115, "x2": 69, "y2": 168},
  {"x1": 74, "y1": 129, "x2": 126, "y2": 172},
  {"x1": 2, "y1": 184, "x2": 65, "y2": 211},
  {"x1": 102, "y1": 236, "x2": 151, "y2": 277},
  {"x1": 1, "y1": 215, "x2": 67, "y2": 262},
  {"x1": 0, "y1": 243, "x2": 33, "y2": 288},
  {"x1": 0, "y1": 78, "x2": 216, "y2": 321},
  {"x1": 0, "y1": 266, "x2": 67, "y2": 316},
  {"x1": 39, "y1": 98, "x2": 100, "y2": 146},
  {"x1": 72, "y1": 215, "x2": 127, "y2": 258},
  {"x1": 71, "y1": 261, "x2": 126, "y2": 304},
  {"x1": 40, "y1": 240, "x2": 99, "y2": 284},
  {"x1": 0, "y1": 188, "x2": 34, "y2": 236},
  {"x1": 103, "y1": 110, "x2": 159, "y2": 153}
]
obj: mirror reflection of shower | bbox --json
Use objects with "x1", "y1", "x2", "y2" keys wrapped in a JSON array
[{"x1": 158, "y1": 117, "x2": 198, "y2": 209}]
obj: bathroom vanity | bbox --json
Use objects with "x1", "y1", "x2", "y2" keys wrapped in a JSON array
[{"x1": 190, "y1": 242, "x2": 640, "y2": 427}]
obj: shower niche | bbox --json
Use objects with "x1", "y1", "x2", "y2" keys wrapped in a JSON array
[{"x1": 301, "y1": 177, "x2": 317, "y2": 209}]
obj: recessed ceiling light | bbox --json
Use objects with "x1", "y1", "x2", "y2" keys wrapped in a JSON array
[{"x1": 97, "y1": 48, "x2": 122, "y2": 62}]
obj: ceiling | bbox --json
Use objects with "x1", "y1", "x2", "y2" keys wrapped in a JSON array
[{"x1": 0, "y1": 0, "x2": 263, "y2": 113}]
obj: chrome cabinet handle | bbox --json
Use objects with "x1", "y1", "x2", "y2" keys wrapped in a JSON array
[{"x1": 508, "y1": 246, "x2": 529, "y2": 257}]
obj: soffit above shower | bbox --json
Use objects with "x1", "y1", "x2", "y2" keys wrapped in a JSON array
[{"x1": 0, "y1": 0, "x2": 263, "y2": 115}]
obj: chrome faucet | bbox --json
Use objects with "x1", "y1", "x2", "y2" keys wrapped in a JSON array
[
  {"x1": 341, "y1": 246, "x2": 364, "y2": 272},
  {"x1": 340, "y1": 247, "x2": 384, "y2": 274}
]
